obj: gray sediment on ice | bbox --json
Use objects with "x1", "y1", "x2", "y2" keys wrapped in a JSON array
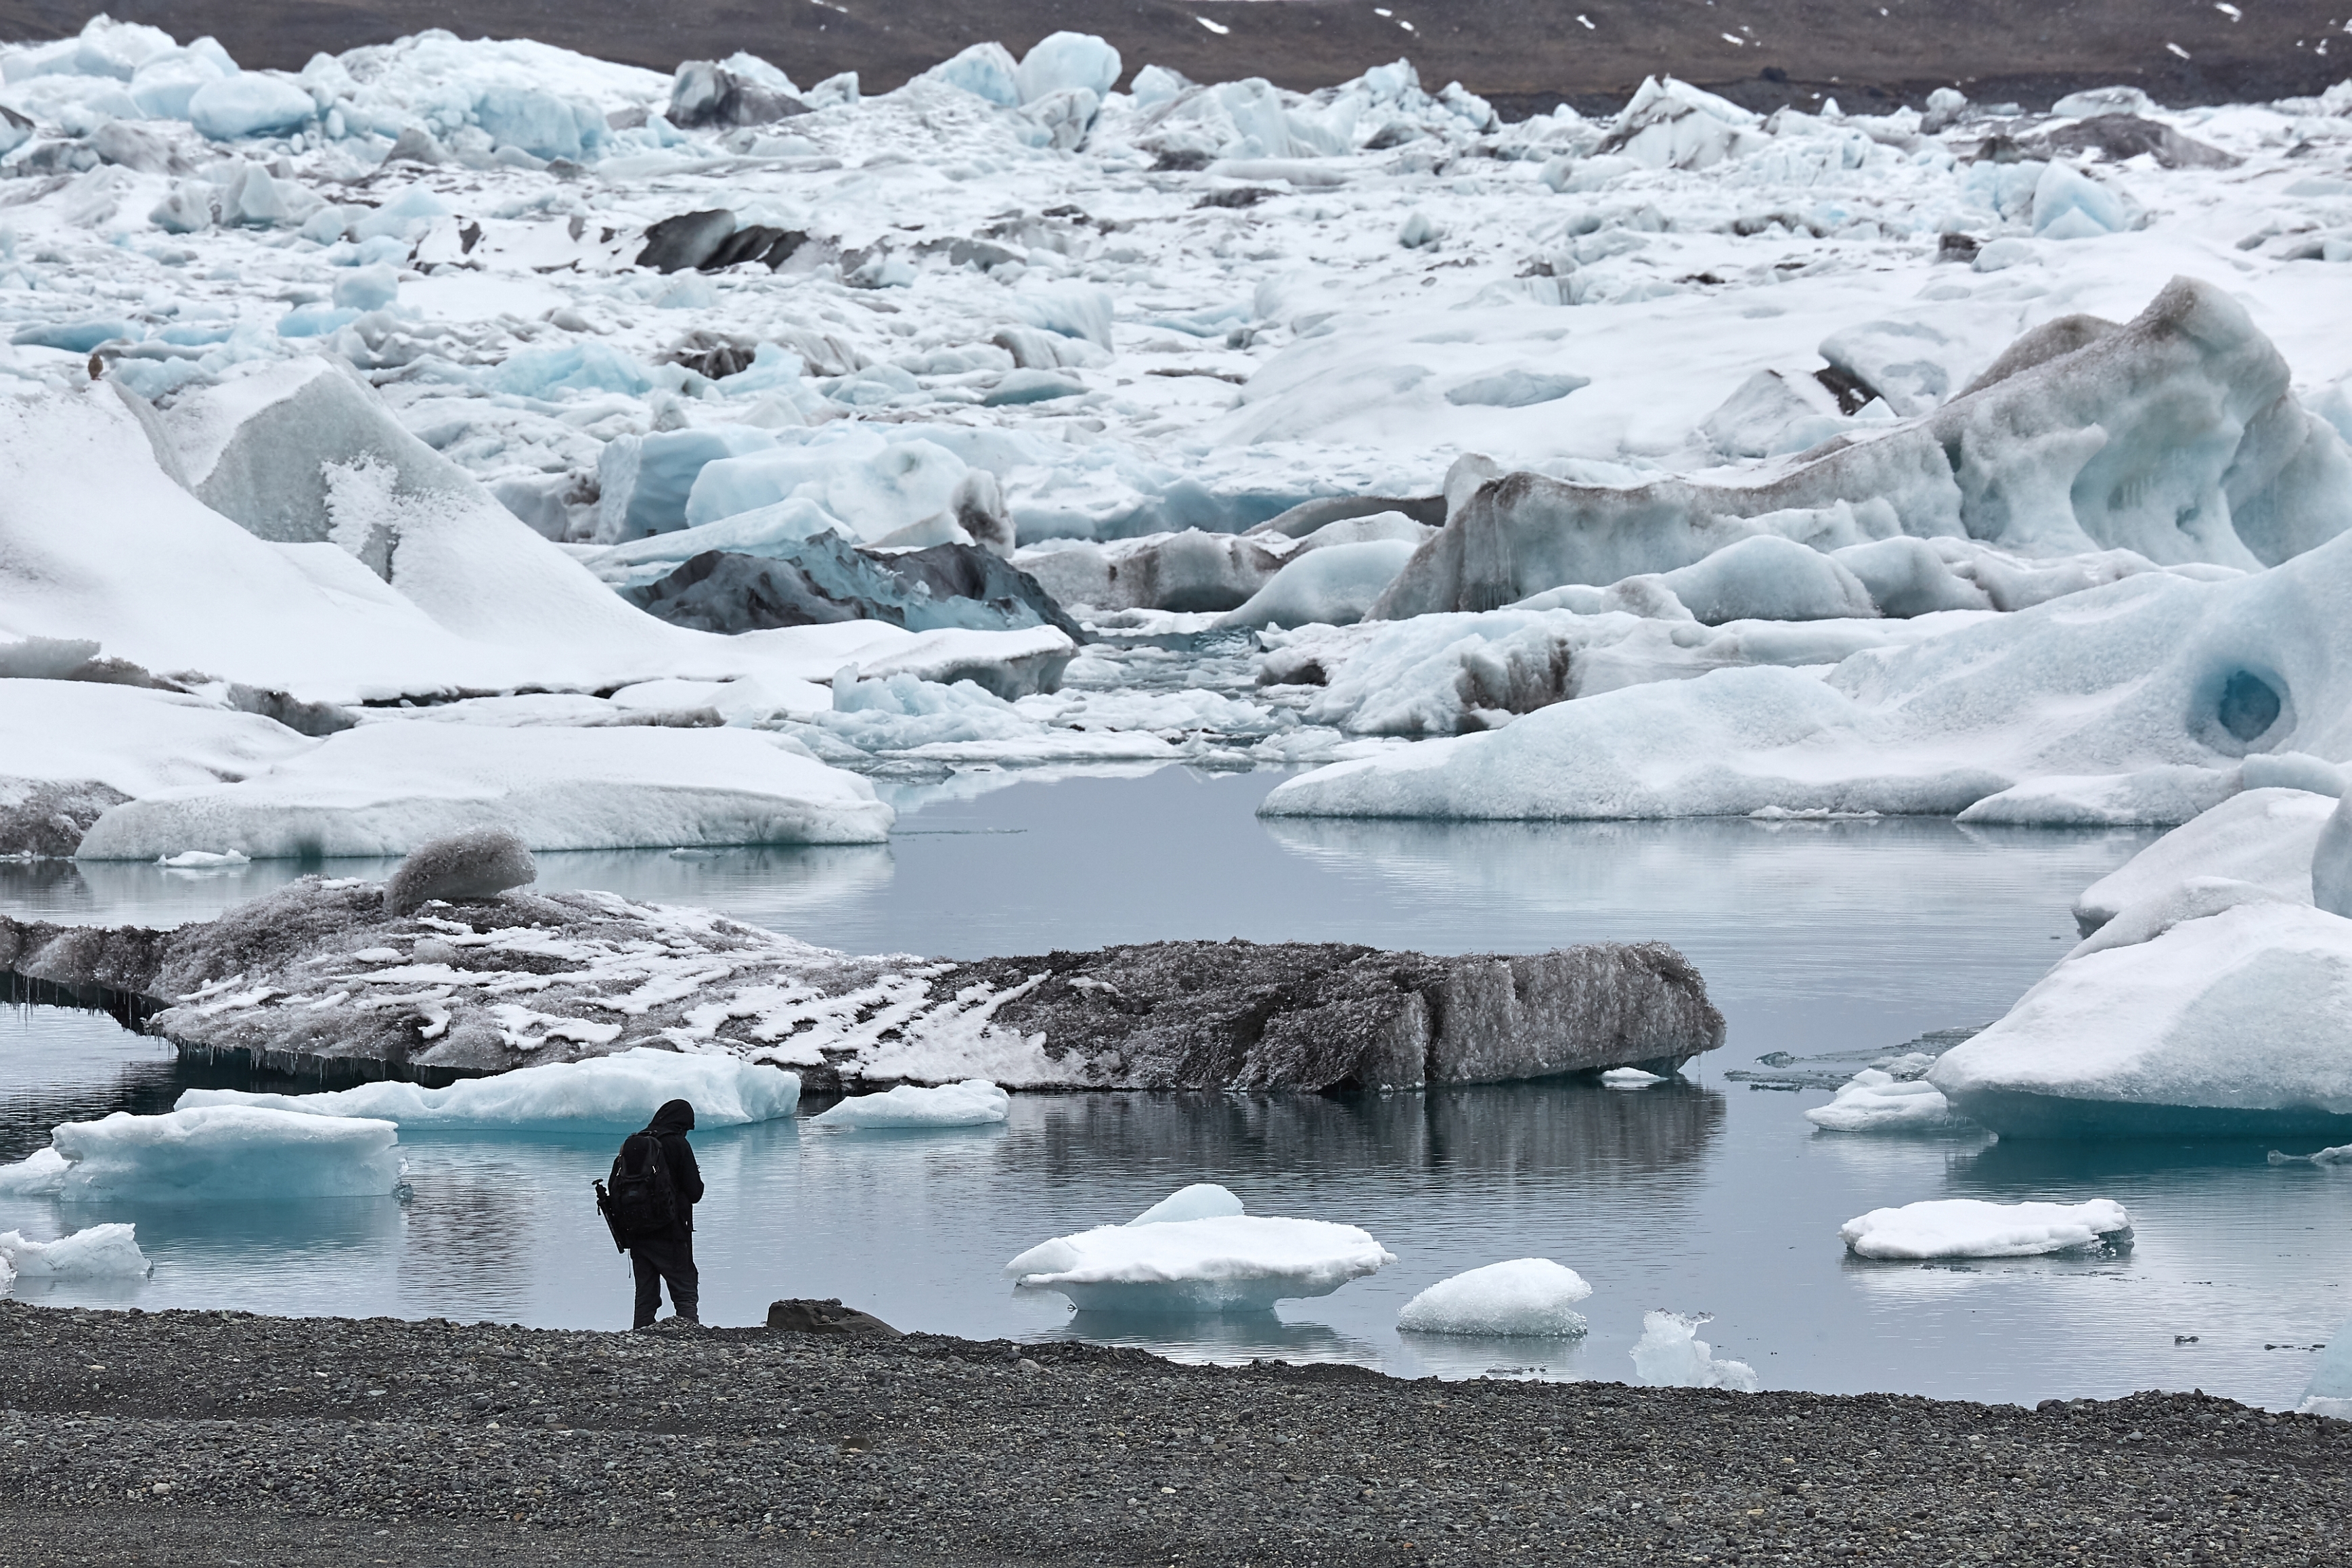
[
  {"x1": 0, "y1": 878, "x2": 1723, "y2": 1093},
  {"x1": 0, "y1": 1301, "x2": 2341, "y2": 1568}
]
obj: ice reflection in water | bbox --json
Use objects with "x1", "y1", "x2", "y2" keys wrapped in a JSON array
[{"x1": 3, "y1": 767, "x2": 2346, "y2": 1409}]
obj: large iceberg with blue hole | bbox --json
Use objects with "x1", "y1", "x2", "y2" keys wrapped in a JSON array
[
  {"x1": 1004, "y1": 1188, "x2": 1394, "y2": 1313},
  {"x1": 0, "y1": 1106, "x2": 405, "y2": 1200},
  {"x1": 1396, "y1": 1259, "x2": 1593, "y2": 1337},
  {"x1": 1840, "y1": 1199, "x2": 2132, "y2": 1259},
  {"x1": 177, "y1": 1047, "x2": 800, "y2": 1127}
]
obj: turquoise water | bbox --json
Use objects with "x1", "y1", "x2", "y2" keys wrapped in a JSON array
[{"x1": 5, "y1": 767, "x2": 2345, "y2": 1408}]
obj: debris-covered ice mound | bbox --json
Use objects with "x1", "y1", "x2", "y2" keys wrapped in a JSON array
[
  {"x1": 1839, "y1": 1198, "x2": 2133, "y2": 1259},
  {"x1": 1396, "y1": 1259, "x2": 1593, "y2": 1337},
  {"x1": 0, "y1": 1106, "x2": 406, "y2": 1200},
  {"x1": 177, "y1": 1046, "x2": 801, "y2": 1127},
  {"x1": 0, "y1": 874, "x2": 1727, "y2": 1092},
  {"x1": 1630, "y1": 1311, "x2": 1760, "y2": 1392},
  {"x1": 809, "y1": 1078, "x2": 1008, "y2": 1129},
  {"x1": 0, "y1": 1223, "x2": 152, "y2": 1281}
]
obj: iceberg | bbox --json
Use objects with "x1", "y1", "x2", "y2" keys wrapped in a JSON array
[
  {"x1": 2301, "y1": 1320, "x2": 2352, "y2": 1418},
  {"x1": 0, "y1": 1224, "x2": 152, "y2": 1280},
  {"x1": 73, "y1": 723, "x2": 893, "y2": 858},
  {"x1": 809, "y1": 1079, "x2": 1010, "y2": 1129},
  {"x1": 2075, "y1": 786, "x2": 2339, "y2": 930},
  {"x1": 1128, "y1": 1183, "x2": 1246, "y2": 1225},
  {"x1": 9, "y1": 1106, "x2": 406, "y2": 1200},
  {"x1": 1838, "y1": 1198, "x2": 2133, "y2": 1259},
  {"x1": 1004, "y1": 1211, "x2": 1395, "y2": 1314},
  {"x1": 1630, "y1": 1311, "x2": 1760, "y2": 1391},
  {"x1": 0, "y1": 1148, "x2": 69, "y2": 1197},
  {"x1": 1805, "y1": 1069, "x2": 1971, "y2": 1132},
  {"x1": 1929, "y1": 902, "x2": 2352, "y2": 1140},
  {"x1": 1396, "y1": 1259, "x2": 1593, "y2": 1336},
  {"x1": 177, "y1": 1048, "x2": 800, "y2": 1128}
]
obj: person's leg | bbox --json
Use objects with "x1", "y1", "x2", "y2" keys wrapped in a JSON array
[
  {"x1": 666, "y1": 1233, "x2": 700, "y2": 1324},
  {"x1": 630, "y1": 1249, "x2": 663, "y2": 1329}
]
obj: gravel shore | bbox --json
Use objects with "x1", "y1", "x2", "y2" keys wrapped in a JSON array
[{"x1": 1, "y1": 1301, "x2": 2345, "y2": 1567}]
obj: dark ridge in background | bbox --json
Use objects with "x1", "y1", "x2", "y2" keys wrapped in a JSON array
[{"x1": 1, "y1": 0, "x2": 2345, "y2": 116}]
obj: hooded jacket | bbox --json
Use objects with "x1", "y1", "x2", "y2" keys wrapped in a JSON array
[{"x1": 640, "y1": 1099, "x2": 705, "y2": 1234}]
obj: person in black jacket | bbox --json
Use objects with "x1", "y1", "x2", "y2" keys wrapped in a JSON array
[{"x1": 627, "y1": 1098, "x2": 705, "y2": 1328}]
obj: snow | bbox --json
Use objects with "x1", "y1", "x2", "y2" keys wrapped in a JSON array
[
  {"x1": 9, "y1": 1106, "x2": 406, "y2": 1199},
  {"x1": 1838, "y1": 1198, "x2": 2133, "y2": 1259},
  {"x1": 1630, "y1": 1311, "x2": 1760, "y2": 1392},
  {"x1": 1930, "y1": 901, "x2": 2352, "y2": 1138},
  {"x1": 809, "y1": 1078, "x2": 1010, "y2": 1128},
  {"x1": 1004, "y1": 1211, "x2": 1396, "y2": 1312},
  {"x1": 2076, "y1": 786, "x2": 2340, "y2": 928},
  {"x1": 1129, "y1": 1182, "x2": 1246, "y2": 1225},
  {"x1": 74, "y1": 722, "x2": 893, "y2": 857},
  {"x1": 0, "y1": 1223, "x2": 152, "y2": 1280},
  {"x1": 1805, "y1": 1068, "x2": 1970, "y2": 1132},
  {"x1": 1396, "y1": 1258, "x2": 1593, "y2": 1336},
  {"x1": 175, "y1": 1047, "x2": 800, "y2": 1127}
]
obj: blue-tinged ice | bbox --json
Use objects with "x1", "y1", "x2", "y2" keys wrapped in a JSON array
[
  {"x1": 0, "y1": 1107, "x2": 404, "y2": 1201},
  {"x1": 812, "y1": 1079, "x2": 1010, "y2": 1129},
  {"x1": 1398, "y1": 1259, "x2": 1593, "y2": 1337},
  {"x1": 187, "y1": 73, "x2": 317, "y2": 139},
  {"x1": 176, "y1": 1048, "x2": 800, "y2": 1128}
]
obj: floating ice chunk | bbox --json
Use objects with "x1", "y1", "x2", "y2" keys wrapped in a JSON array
[
  {"x1": 1397, "y1": 1259, "x2": 1593, "y2": 1337},
  {"x1": 178, "y1": 1048, "x2": 799, "y2": 1128},
  {"x1": 35, "y1": 1106, "x2": 404, "y2": 1200},
  {"x1": 812, "y1": 1079, "x2": 1010, "y2": 1129},
  {"x1": 2033, "y1": 162, "x2": 2135, "y2": 238},
  {"x1": 1015, "y1": 32, "x2": 1122, "y2": 105},
  {"x1": 330, "y1": 264, "x2": 399, "y2": 312},
  {"x1": 1004, "y1": 1214, "x2": 1395, "y2": 1313},
  {"x1": 2268, "y1": 1144, "x2": 2352, "y2": 1165},
  {"x1": 1601, "y1": 1067, "x2": 1666, "y2": 1089},
  {"x1": 1630, "y1": 1311, "x2": 1760, "y2": 1391},
  {"x1": 129, "y1": 47, "x2": 232, "y2": 120},
  {"x1": 0, "y1": 1148, "x2": 69, "y2": 1196},
  {"x1": 1932, "y1": 901, "x2": 2352, "y2": 1139},
  {"x1": 0, "y1": 1224, "x2": 152, "y2": 1280},
  {"x1": 1806, "y1": 1069, "x2": 1971, "y2": 1132},
  {"x1": 596, "y1": 428, "x2": 779, "y2": 542},
  {"x1": 2052, "y1": 85, "x2": 2156, "y2": 118},
  {"x1": 921, "y1": 42, "x2": 1022, "y2": 107},
  {"x1": 2077, "y1": 788, "x2": 2338, "y2": 931},
  {"x1": 156, "y1": 849, "x2": 250, "y2": 868},
  {"x1": 1839, "y1": 1198, "x2": 2132, "y2": 1259},
  {"x1": 1129, "y1": 1183, "x2": 1246, "y2": 1225},
  {"x1": 1211, "y1": 539, "x2": 1419, "y2": 630},
  {"x1": 74, "y1": 724, "x2": 893, "y2": 858},
  {"x1": 187, "y1": 74, "x2": 315, "y2": 139}
]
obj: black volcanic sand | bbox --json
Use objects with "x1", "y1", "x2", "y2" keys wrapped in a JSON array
[
  {"x1": 1, "y1": 1303, "x2": 2345, "y2": 1567},
  {"x1": 0, "y1": 0, "x2": 2344, "y2": 115}
]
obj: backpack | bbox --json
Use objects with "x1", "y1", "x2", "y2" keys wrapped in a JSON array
[{"x1": 599, "y1": 1130, "x2": 679, "y2": 1244}]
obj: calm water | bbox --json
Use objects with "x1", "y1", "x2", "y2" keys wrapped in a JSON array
[{"x1": 5, "y1": 768, "x2": 2347, "y2": 1408}]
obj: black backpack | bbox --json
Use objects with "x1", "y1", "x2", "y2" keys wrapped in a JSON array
[{"x1": 597, "y1": 1130, "x2": 678, "y2": 1247}]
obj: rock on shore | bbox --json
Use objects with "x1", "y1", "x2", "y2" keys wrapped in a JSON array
[{"x1": 0, "y1": 878, "x2": 1723, "y2": 1094}]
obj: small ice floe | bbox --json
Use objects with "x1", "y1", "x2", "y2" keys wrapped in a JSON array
[
  {"x1": 0, "y1": 1107, "x2": 405, "y2": 1200},
  {"x1": 1805, "y1": 1068, "x2": 1972, "y2": 1132},
  {"x1": 811, "y1": 1078, "x2": 1010, "y2": 1129},
  {"x1": 1630, "y1": 1311, "x2": 1761, "y2": 1391},
  {"x1": 2301, "y1": 1324, "x2": 2352, "y2": 1419},
  {"x1": 1601, "y1": 1067, "x2": 1666, "y2": 1090},
  {"x1": 155, "y1": 849, "x2": 250, "y2": 868},
  {"x1": 1128, "y1": 1182, "x2": 1245, "y2": 1224},
  {"x1": 2269, "y1": 1144, "x2": 2352, "y2": 1166},
  {"x1": 0, "y1": 1224, "x2": 152, "y2": 1280},
  {"x1": 1840, "y1": 1198, "x2": 2132, "y2": 1259},
  {"x1": 1004, "y1": 1185, "x2": 1394, "y2": 1313},
  {"x1": 178, "y1": 1048, "x2": 799, "y2": 1129},
  {"x1": 1397, "y1": 1259, "x2": 1593, "y2": 1337}
]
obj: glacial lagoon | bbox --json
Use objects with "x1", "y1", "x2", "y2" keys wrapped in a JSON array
[{"x1": 5, "y1": 767, "x2": 2345, "y2": 1410}]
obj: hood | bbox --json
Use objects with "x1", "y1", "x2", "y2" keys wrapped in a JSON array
[{"x1": 647, "y1": 1098, "x2": 696, "y2": 1134}]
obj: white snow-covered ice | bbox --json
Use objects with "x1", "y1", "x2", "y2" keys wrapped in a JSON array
[
  {"x1": 1838, "y1": 1198, "x2": 2133, "y2": 1259},
  {"x1": 1630, "y1": 1311, "x2": 1761, "y2": 1392},
  {"x1": 1805, "y1": 1068, "x2": 1971, "y2": 1132},
  {"x1": 810, "y1": 1078, "x2": 1011, "y2": 1128},
  {"x1": 1004, "y1": 1192, "x2": 1395, "y2": 1312},
  {"x1": 1128, "y1": 1182, "x2": 1246, "y2": 1224},
  {"x1": 0, "y1": 1106, "x2": 406, "y2": 1199},
  {"x1": 0, "y1": 1223, "x2": 152, "y2": 1280},
  {"x1": 1396, "y1": 1259, "x2": 1593, "y2": 1337},
  {"x1": 175, "y1": 1047, "x2": 800, "y2": 1127}
]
